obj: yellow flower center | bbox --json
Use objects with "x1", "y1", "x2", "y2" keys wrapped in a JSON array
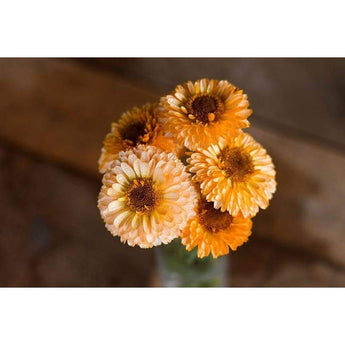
[
  {"x1": 188, "y1": 95, "x2": 223, "y2": 124},
  {"x1": 219, "y1": 147, "x2": 254, "y2": 181},
  {"x1": 127, "y1": 179, "x2": 157, "y2": 214},
  {"x1": 198, "y1": 199, "x2": 233, "y2": 232}
]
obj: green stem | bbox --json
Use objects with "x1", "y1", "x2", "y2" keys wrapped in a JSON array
[{"x1": 155, "y1": 239, "x2": 229, "y2": 287}]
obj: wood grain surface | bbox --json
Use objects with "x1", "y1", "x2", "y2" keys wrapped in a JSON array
[{"x1": 0, "y1": 58, "x2": 344, "y2": 286}]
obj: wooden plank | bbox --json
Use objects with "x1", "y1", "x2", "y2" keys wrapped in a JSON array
[
  {"x1": 1, "y1": 58, "x2": 345, "y2": 268},
  {"x1": 92, "y1": 58, "x2": 345, "y2": 149},
  {"x1": 248, "y1": 125, "x2": 345, "y2": 266},
  {"x1": 231, "y1": 239, "x2": 345, "y2": 287},
  {"x1": 0, "y1": 146, "x2": 153, "y2": 286},
  {"x1": 0, "y1": 58, "x2": 159, "y2": 177}
]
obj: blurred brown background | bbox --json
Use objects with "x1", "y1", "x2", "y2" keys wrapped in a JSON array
[{"x1": 0, "y1": 58, "x2": 345, "y2": 287}]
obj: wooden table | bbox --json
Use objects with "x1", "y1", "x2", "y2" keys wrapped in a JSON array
[{"x1": 0, "y1": 58, "x2": 344, "y2": 286}]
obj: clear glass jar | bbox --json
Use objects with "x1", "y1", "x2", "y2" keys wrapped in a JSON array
[{"x1": 155, "y1": 239, "x2": 229, "y2": 287}]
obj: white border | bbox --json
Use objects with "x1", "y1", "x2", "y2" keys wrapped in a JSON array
[
  {"x1": 0, "y1": 288, "x2": 343, "y2": 344},
  {"x1": 0, "y1": 0, "x2": 344, "y2": 56}
]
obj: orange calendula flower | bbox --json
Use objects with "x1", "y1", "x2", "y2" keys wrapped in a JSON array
[
  {"x1": 188, "y1": 132, "x2": 276, "y2": 218},
  {"x1": 98, "y1": 103, "x2": 183, "y2": 173},
  {"x1": 157, "y1": 78, "x2": 252, "y2": 150},
  {"x1": 181, "y1": 198, "x2": 252, "y2": 258},
  {"x1": 98, "y1": 145, "x2": 197, "y2": 248}
]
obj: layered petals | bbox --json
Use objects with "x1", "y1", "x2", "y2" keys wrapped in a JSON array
[
  {"x1": 98, "y1": 145, "x2": 198, "y2": 248},
  {"x1": 157, "y1": 79, "x2": 252, "y2": 151},
  {"x1": 181, "y1": 198, "x2": 253, "y2": 258},
  {"x1": 188, "y1": 132, "x2": 277, "y2": 217},
  {"x1": 98, "y1": 103, "x2": 183, "y2": 173}
]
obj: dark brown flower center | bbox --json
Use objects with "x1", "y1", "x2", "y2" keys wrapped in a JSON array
[
  {"x1": 121, "y1": 122, "x2": 147, "y2": 146},
  {"x1": 127, "y1": 179, "x2": 157, "y2": 214},
  {"x1": 190, "y1": 95, "x2": 219, "y2": 124},
  {"x1": 219, "y1": 147, "x2": 254, "y2": 181},
  {"x1": 198, "y1": 199, "x2": 233, "y2": 232}
]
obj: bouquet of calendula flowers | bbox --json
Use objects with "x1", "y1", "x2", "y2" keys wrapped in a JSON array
[{"x1": 98, "y1": 79, "x2": 276, "y2": 260}]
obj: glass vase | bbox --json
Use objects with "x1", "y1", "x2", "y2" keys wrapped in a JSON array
[{"x1": 154, "y1": 239, "x2": 229, "y2": 287}]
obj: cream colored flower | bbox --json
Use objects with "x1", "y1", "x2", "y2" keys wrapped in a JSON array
[{"x1": 98, "y1": 145, "x2": 198, "y2": 248}]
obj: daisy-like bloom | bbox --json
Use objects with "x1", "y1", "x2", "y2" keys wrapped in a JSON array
[
  {"x1": 98, "y1": 103, "x2": 182, "y2": 173},
  {"x1": 188, "y1": 132, "x2": 276, "y2": 218},
  {"x1": 181, "y1": 198, "x2": 253, "y2": 258},
  {"x1": 157, "y1": 78, "x2": 252, "y2": 150},
  {"x1": 98, "y1": 145, "x2": 198, "y2": 248}
]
